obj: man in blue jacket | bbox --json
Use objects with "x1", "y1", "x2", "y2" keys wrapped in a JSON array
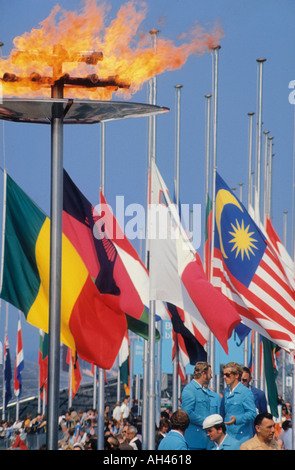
[
  {"x1": 203, "y1": 414, "x2": 241, "y2": 450},
  {"x1": 241, "y1": 366, "x2": 268, "y2": 413},
  {"x1": 221, "y1": 362, "x2": 257, "y2": 444},
  {"x1": 158, "y1": 410, "x2": 190, "y2": 450},
  {"x1": 181, "y1": 362, "x2": 212, "y2": 450}
]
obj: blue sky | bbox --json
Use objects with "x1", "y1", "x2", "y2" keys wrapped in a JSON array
[{"x1": 0, "y1": 0, "x2": 294, "y2": 367}]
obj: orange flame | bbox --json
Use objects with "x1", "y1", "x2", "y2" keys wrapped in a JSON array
[{"x1": 0, "y1": 0, "x2": 224, "y2": 100}]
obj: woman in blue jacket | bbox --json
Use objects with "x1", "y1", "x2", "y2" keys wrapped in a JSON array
[{"x1": 221, "y1": 362, "x2": 257, "y2": 444}]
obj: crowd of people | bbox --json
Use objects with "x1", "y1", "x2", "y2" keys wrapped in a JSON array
[{"x1": 0, "y1": 360, "x2": 292, "y2": 451}]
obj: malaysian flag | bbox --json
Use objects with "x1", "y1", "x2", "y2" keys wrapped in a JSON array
[
  {"x1": 212, "y1": 172, "x2": 295, "y2": 352},
  {"x1": 14, "y1": 315, "x2": 24, "y2": 398}
]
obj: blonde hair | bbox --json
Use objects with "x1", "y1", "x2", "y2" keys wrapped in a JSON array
[
  {"x1": 224, "y1": 362, "x2": 243, "y2": 380},
  {"x1": 193, "y1": 362, "x2": 211, "y2": 379}
]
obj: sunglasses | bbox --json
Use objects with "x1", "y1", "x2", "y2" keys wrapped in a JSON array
[{"x1": 223, "y1": 372, "x2": 233, "y2": 378}]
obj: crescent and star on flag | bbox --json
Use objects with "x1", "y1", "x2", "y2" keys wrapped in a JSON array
[{"x1": 215, "y1": 188, "x2": 259, "y2": 262}]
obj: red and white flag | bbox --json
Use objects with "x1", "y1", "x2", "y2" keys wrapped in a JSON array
[
  {"x1": 14, "y1": 315, "x2": 24, "y2": 397},
  {"x1": 149, "y1": 159, "x2": 241, "y2": 353}
]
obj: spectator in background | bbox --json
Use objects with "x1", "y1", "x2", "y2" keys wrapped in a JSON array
[
  {"x1": 112, "y1": 402, "x2": 122, "y2": 423},
  {"x1": 155, "y1": 417, "x2": 170, "y2": 449},
  {"x1": 120, "y1": 396, "x2": 130, "y2": 422},
  {"x1": 125, "y1": 425, "x2": 142, "y2": 450}
]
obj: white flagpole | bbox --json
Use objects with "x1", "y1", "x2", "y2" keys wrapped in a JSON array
[
  {"x1": 2, "y1": 302, "x2": 8, "y2": 420},
  {"x1": 282, "y1": 210, "x2": 288, "y2": 401},
  {"x1": 204, "y1": 94, "x2": 211, "y2": 276},
  {"x1": 209, "y1": 45, "x2": 221, "y2": 392},
  {"x1": 263, "y1": 130, "x2": 270, "y2": 223},
  {"x1": 204, "y1": 94, "x2": 211, "y2": 365},
  {"x1": 172, "y1": 84, "x2": 182, "y2": 412},
  {"x1": 147, "y1": 28, "x2": 159, "y2": 451},
  {"x1": 97, "y1": 121, "x2": 106, "y2": 450},
  {"x1": 244, "y1": 111, "x2": 254, "y2": 368},
  {"x1": 254, "y1": 58, "x2": 266, "y2": 388}
]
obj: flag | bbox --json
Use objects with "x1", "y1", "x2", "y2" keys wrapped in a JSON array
[
  {"x1": 171, "y1": 330, "x2": 186, "y2": 384},
  {"x1": 149, "y1": 159, "x2": 241, "y2": 353},
  {"x1": 167, "y1": 303, "x2": 207, "y2": 365},
  {"x1": 265, "y1": 216, "x2": 295, "y2": 290},
  {"x1": 66, "y1": 348, "x2": 81, "y2": 399},
  {"x1": 38, "y1": 330, "x2": 48, "y2": 400},
  {"x1": 62, "y1": 168, "x2": 164, "y2": 341},
  {"x1": 4, "y1": 333, "x2": 12, "y2": 409},
  {"x1": 119, "y1": 331, "x2": 130, "y2": 394},
  {"x1": 14, "y1": 316, "x2": 24, "y2": 398},
  {"x1": 0, "y1": 172, "x2": 127, "y2": 369},
  {"x1": 212, "y1": 172, "x2": 295, "y2": 351},
  {"x1": 262, "y1": 337, "x2": 279, "y2": 417},
  {"x1": 205, "y1": 193, "x2": 212, "y2": 279}
]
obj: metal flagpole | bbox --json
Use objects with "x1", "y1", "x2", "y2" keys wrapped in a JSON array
[
  {"x1": 68, "y1": 353, "x2": 72, "y2": 409},
  {"x1": 204, "y1": 94, "x2": 211, "y2": 365},
  {"x1": 204, "y1": 94, "x2": 211, "y2": 275},
  {"x1": 263, "y1": 130, "x2": 270, "y2": 223},
  {"x1": 282, "y1": 210, "x2": 288, "y2": 401},
  {"x1": 147, "y1": 28, "x2": 159, "y2": 450},
  {"x1": 97, "y1": 121, "x2": 106, "y2": 450},
  {"x1": 253, "y1": 58, "x2": 266, "y2": 389},
  {"x1": 247, "y1": 112, "x2": 255, "y2": 212},
  {"x1": 267, "y1": 136, "x2": 274, "y2": 218},
  {"x1": 172, "y1": 84, "x2": 182, "y2": 412},
  {"x1": 209, "y1": 45, "x2": 221, "y2": 392},
  {"x1": 46, "y1": 78, "x2": 64, "y2": 450},
  {"x1": 2, "y1": 302, "x2": 9, "y2": 420}
]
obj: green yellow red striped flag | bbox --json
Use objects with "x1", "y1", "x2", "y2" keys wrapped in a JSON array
[{"x1": 0, "y1": 172, "x2": 127, "y2": 369}]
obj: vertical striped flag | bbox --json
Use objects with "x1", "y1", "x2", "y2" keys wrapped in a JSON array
[
  {"x1": 66, "y1": 348, "x2": 81, "y2": 399},
  {"x1": 14, "y1": 316, "x2": 24, "y2": 398},
  {"x1": 38, "y1": 330, "x2": 48, "y2": 401}
]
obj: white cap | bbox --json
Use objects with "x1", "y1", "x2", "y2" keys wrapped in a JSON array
[{"x1": 202, "y1": 414, "x2": 223, "y2": 429}]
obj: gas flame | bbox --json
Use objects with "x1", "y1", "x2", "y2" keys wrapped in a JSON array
[{"x1": 0, "y1": 0, "x2": 224, "y2": 100}]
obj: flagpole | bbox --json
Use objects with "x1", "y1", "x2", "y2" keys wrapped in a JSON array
[
  {"x1": 282, "y1": 210, "x2": 288, "y2": 401},
  {"x1": 204, "y1": 93, "x2": 211, "y2": 366},
  {"x1": 204, "y1": 94, "x2": 211, "y2": 276},
  {"x1": 254, "y1": 58, "x2": 266, "y2": 389},
  {"x1": 2, "y1": 302, "x2": 9, "y2": 420},
  {"x1": 97, "y1": 121, "x2": 106, "y2": 451},
  {"x1": 263, "y1": 130, "x2": 270, "y2": 223},
  {"x1": 209, "y1": 45, "x2": 221, "y2": 392},
  {"x1": 247, "y1": 112, "x2": 255, "y2": 211},
  {"x1": 46, "y1": 76, "x2": 65, "y2": 450},
  {"x1": 172, "y1": 84, "x2": 182, "y2": 412},
  {"x1": 267, "y1": 136, "x2": 274, "y2": 218},
  {"x1": 147, "y1": 28, "x2": 159, "y2": 450}
]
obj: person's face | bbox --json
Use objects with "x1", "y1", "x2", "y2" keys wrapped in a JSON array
[
  {"x1": 202, "y1": 367, "x2": 212, "y2": 386},
  {"x1": 126, "y1": 430, "x2": 135, "y2": 442},
  {"x1": 241, "y1": 371, "x2": 251, "y2": 387},
  {"x1": 206, "y1": 426, "x2": 222, "y2": 442},
  {"x1": 223, "y1": 368, "x2": 239, "y2": 387},
  {"x1": 256, "y1": 418, "x2": 275, "y2": 442}
]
